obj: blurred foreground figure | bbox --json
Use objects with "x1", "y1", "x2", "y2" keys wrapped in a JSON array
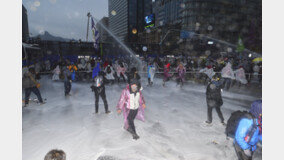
[
  {"x1": 234, "y1": 100, "x2": 262, "y2": 160},
  {"x1": 44, "y1": 149, "x2": 66, "y2": 160},
  {"x1": 116, "y1": 79, "x2": 146, "y2": 140}
]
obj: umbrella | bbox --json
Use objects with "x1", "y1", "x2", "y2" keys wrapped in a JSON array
[{"x1": 252, "y1": 57, "x2": 262, "y2": 63}]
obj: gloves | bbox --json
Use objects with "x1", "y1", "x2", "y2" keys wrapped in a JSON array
[
  {"x1": 90, "y1": 85, "x2": 95, "y2": 92},
  {"x1": 243, "y1": 149, "x2": 252, "y2": 157}
]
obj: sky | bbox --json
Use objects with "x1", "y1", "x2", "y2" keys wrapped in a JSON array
[{"x1": 22, "y1": 0, "x2": 108, "y2": 40}]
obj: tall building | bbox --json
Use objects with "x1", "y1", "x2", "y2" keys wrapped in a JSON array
[
  {"x1": 108, "y1": 0, "x2": 152, "y2": 42},
  {"x1": 22, "y1": 5, "x2": 29, "y2": 42},
  {"x1": 108, "y1": 0, "x2": 128, "y2": 41},
  {"x1": 96, "y1": 17, "x2": 109, "y2": 43},
  {"x1": 153, "y1": 0, "x2": 183, "y2": 27}
]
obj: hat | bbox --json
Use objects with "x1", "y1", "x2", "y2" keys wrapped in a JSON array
[{"x1": 250, "y1": 100, "x2": 262, "y2": 118}]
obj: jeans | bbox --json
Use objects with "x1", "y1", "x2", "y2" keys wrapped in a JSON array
[
  {"x1": 25, "y1": 87, "x2": 43, "y2": 104},
  {"x1": 127, "y1": 109, "x2": 138, "y2": 134}
]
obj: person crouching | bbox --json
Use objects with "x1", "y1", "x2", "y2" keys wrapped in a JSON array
[{"x1": 116, "y1": 79, "x2": 146, "y2": 140}]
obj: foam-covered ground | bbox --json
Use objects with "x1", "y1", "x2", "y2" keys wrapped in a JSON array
[{"x1": 23, "y1": 75, "x2": 262, "y2": 160}]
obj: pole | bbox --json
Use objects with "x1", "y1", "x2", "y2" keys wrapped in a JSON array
[{"x1": 86, "y1": 12, "x2": 91, "y2": 42}]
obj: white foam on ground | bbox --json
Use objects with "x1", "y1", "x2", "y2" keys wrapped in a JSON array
[{"x1": 23, "y1": 76, "x2": 262, "y2": 160}]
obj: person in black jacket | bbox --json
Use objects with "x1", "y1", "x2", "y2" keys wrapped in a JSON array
[
  {"x1": 91, "y1": 71, "x2": 110, "y2": 114},
  {"x1": 205, "y1": 74, "x2": 225, "y2": 125},
  {"x1": 127, "y1": 67, "x2": 141, "y2": 88}
]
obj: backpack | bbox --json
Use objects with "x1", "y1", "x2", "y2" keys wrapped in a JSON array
[{"x1": 225, "y1": 110, "x2": 256, "y2": 138}]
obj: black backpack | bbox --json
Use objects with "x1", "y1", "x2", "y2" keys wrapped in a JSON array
[{"x1": 225, "y1": 110, "x2": 255, "y2": 138}]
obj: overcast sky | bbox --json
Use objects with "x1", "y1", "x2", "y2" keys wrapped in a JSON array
[{"x1": 23, "y1": 0, "x2": 108, "y2": 40}]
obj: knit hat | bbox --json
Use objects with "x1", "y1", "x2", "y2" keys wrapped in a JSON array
[{"x1": 249, "y1": 100, "x2": 262, "y2": 118}]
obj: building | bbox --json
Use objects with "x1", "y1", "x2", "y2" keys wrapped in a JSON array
[
  {"x1": 153, "y1": 0, "x2": 183, "y2": 27},
  {"x1": 108, "y1": 0, "x2": 152, "y2": 43},
  {"x1": 22, "y1": 5, "x2": 29, "y2": 42},
  {"x1": 180, "y1": 0, "x2": 262, "y2": 53},
  {"x1": 96, "y1": 17, "x2": 109, "y2": 43},
  {"x1": 108, "y1": 0, "x2": 128, "y2": 41}
]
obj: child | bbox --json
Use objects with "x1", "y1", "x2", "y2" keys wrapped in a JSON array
[{"x1": 116, "y1": 79, "x2": 146, "y2": 140}]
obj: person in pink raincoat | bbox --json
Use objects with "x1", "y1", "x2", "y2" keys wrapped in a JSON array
[
  {"x1": 163, "y1": 62, "x2": 172, "y2": 86},
  {"x1": 116, "y1": 63, "x2": 127, "y2": 83},
  {"x1": 176, "y1": 63, "x2": 186, "y2": 87},
  {"x1": 116, "y1": 79, "x2": 146, "y2": 140}
]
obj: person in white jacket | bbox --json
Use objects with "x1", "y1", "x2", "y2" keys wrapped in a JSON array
[
  {"x1": 52, "y1": 65, "x2": 61, "y2": 81},
  {"x1": 221, "y1": 62, "x2": 235, "y2": 90},
  {"x1": 234, "y1": 66, "x2": 248, "y2": 86},
  {"x1": 199, "y1": 65, "x2": 215, "y2": 84},
  {"x1": 86, "y1": 61, "x2": 92, "y2": 81},
  {"x1": 104, "y1": 65, "x2": 116, "y2": 84}
]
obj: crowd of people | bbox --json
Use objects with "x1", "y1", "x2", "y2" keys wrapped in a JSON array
[
  {"x1": 23, "y1": 55, "x2": 262, "y2": 88},
  {"x1": 22, "y1": 55, "x2": 262, "y2": 160}
]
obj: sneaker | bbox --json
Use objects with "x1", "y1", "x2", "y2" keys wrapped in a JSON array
[
  {"x1": 23, "y1": 104, "x2": 29, "y2": 107},
  {"x1": 205, "y1": 120, "x2": 212, "y2": 124},
  {"x1": 105, "y1": 110, "x2": 111, "y2": 114}
]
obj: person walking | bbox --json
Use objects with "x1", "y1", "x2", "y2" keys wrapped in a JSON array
[
  {"x1": 205, "y1": 74, "x2": 225, "y2": 125},
  {"x1": 62, "y1": 66, "x2": 72, "y2": 96},
  {"x1": 116, "y1": 79, "x2": 146, "y2": 140},
  {"x1": 91, "y1": 71, "x2": 110, "y2": 114},
  {"x1": 22, "y1": 67, "x2": 45, "y2": 107}
]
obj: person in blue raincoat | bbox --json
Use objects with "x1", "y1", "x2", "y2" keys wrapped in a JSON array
[
  {"x1": 92, "y1": 62, "x2": 101, "y2": 79},
  {"x1": 147, "y1": 62, "x2": 155, "y2": 86},
  {"x1": 234, "y1": 100, "x2": 262, "y2": 160}
]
